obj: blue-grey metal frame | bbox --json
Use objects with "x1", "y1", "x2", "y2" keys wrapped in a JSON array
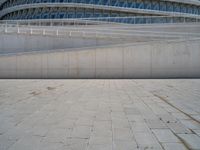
[{"x1": 0, "y1": 0, "x2": 200, "y2": 21}]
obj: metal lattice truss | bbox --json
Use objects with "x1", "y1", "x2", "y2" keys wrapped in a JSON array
[{"x1": 0, "y1": 0, "x2": 200, "y2": 21}]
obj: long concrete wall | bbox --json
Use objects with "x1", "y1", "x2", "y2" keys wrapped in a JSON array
[
  {"x1": 0, "y1": 33, "x2": 118, "y2": 54},
  {"x1": 0, "y1": 38, "x2": 200, "y2": 78}
]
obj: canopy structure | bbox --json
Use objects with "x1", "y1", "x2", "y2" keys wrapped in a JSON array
[{"x1": 0, "y1": 0, "x2": 200, "y2": 23}]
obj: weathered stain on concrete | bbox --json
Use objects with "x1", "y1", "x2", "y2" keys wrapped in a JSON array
[{"x1": 0, "y1": 38, "x2": 200, "y2": 78}]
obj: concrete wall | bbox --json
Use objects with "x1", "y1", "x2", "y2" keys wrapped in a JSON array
[
  {"x1": 0, "y1": 38, "x2": 200, "y2": 78},
  {"x1": 0, "y1": 33, "x2": 117, "y2": 54}
]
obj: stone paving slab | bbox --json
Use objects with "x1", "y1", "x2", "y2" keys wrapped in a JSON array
[{"x1": 0, "y1": 79, "x2": 200, "y2": 150}]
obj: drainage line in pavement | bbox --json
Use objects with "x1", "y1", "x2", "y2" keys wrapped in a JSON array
[{"x1": 153, "y1": 94, "x2": 200, "y2": 125}]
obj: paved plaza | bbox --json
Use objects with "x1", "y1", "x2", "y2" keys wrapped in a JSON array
[{"x1": 0, "y1": 79, "x2": 200, "y2": 150}]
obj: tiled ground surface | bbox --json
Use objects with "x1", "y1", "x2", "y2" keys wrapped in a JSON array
[{"x1": 0, "y1": 79, "x2": 200, "y2": 150}]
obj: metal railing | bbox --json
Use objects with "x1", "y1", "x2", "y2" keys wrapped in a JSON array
[
  {"x1": 0, "y1": 16, "x2": 200, "y2": 27},
  {"x1": 1, "y1": 16, "x2": 200, "y2": 41}
]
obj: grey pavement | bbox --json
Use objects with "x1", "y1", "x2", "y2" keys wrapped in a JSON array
[{"x1": 0, "y1": 79, "x2": 200, "y2": 150}]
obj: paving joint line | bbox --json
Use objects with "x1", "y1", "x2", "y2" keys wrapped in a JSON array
[{"x1": 153, "y1": 93, "x2": 200, "y2": 125}]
